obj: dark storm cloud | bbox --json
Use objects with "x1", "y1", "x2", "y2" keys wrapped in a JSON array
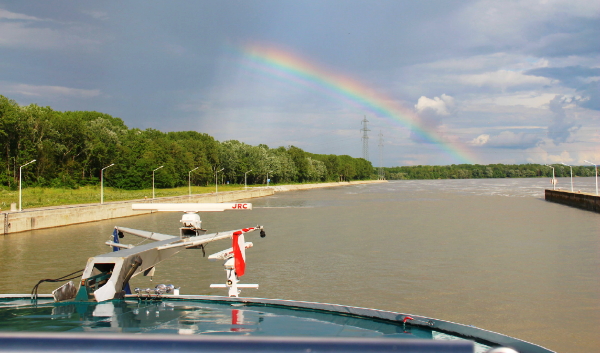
[
  {"x1": 577, "y1": 81, "x2": 600, "y2": 111},
  {"x1": 525, "y1": 66, "x2": 600, "y2": 111},
  {"x1": 1, "y1": 0, "x2": 599, "y2": 165},
  {"x1": 528, "y1": 18, "x2": 600, "y2": 58},
  {"x1": 547, "y1": 95, "x2": 581, "y2": 144}
]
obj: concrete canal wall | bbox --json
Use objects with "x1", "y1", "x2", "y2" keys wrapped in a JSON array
[
  {"x1": 1, "y1": 180, "x2": 386, "y2": 235},
  {"x1": 545, "y1": 189, "x2": 600, "y2": 213}
]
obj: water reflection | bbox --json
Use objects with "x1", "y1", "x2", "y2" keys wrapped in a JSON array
[{"x1": 1, "y1": 298, "x2": 438, "y2": 339}]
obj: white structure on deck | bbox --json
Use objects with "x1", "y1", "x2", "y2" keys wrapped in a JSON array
[{"x1": 74, "y1": 203, "x2": 263, "y2": 302}]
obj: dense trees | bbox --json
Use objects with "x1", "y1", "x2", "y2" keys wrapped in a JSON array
[
  {"x1": 7, "y1": 95, "x2": 591, "y2": 188},
  {"x1": 383, "y1": 164, "x2": 596, "y2": 180},
  {"x1": 0, "y1": 95, "x2": 373, "y2": 189}
]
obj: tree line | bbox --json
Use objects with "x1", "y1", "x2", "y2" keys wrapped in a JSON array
[
  {"x1": 0, "y1": 95, "x2": 373, "y2": 190},
  {"x1": 383, "y1": 163, "x2": 596, "y2": 180}
]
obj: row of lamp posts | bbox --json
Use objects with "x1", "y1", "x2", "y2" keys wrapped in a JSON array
[
  {"x1": 18, "y1": 162, "x2": 278, "y2": 211},
  {"x1": 20, "y1": 161, "x2": 598, "y2": 211},
  {"x1": 545, "y1": 161, "x2": 598, "y2": 195}
]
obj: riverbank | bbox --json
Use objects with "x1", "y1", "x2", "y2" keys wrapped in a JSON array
[
  {"x1": 0, "y1": 184, "x2": 249, "y2": 210},
  {"x1": 0, "y1": 180, "x2": 386, "y2": 235}
]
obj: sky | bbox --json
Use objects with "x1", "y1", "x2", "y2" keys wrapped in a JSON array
[{"x1": 0, "y1": 0, "x2": 598, "y2": 167}]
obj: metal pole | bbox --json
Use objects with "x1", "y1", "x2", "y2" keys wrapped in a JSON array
[
  {"x1": 215, "y1": 168, "x2": 224, "y2": 202},
  {"x1": 545, "y1": 165, "x2": 555, "y2": 190},
  {"x1": 188, "y1": 167, "x2": 199, "y2": 197},
  {"x1": 245, "y1": 170, "x2": 252, "y2": 190},
  {"x1": 18, "y1": 159, "x2": 36, "y2": 212},
  {"x1": 101, "y1": 163, "x2": 115, "y2": 204},
  {"x1": 585, "y1": 160, "x2": 598, "y2": 195},
  {"x1": 561, "y1": 163, "x2": 573, "y2": 192},
  {"x1": 570, "y1": 166, "x2": 573, "y2": 192},
  {"x1": 152, "y1": 166, "x2": 163, "y2": 199}
]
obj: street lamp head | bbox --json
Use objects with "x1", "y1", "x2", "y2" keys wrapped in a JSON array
[
  {"x1": 153, "y1": 165, "x2": 164, "y2": 172},
  {"x1": 21, "y1": 159, "x2": 36, "y2": 167}
]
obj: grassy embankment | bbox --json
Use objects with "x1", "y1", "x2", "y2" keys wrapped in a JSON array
[{"x1": 0, "y1": 185, "x2": 252, "y2": 210}]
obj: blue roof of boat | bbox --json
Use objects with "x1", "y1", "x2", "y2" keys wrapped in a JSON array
[{"x1": 0, "y1": 295, "x2": 554, "y2": 353}]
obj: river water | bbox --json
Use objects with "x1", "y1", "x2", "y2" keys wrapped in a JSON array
[{"x1": 1, "y1": 177, "x2": 598, "y2": 353}]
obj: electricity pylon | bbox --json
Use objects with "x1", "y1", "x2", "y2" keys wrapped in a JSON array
[
  {"x1": 378, "y1": 131, "x2": 384, "y2": 180},
  {"x1": 361, "y1": 116, "x2": 370, "y2": 161}
]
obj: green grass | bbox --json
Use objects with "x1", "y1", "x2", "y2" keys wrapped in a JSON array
[{"x1": 0, "y1": 184, "x2": 252, "y2": 210}]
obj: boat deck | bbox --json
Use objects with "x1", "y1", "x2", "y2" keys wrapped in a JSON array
[{"x1": 0, "y1": 295, "x2": 555, "y2": 353}]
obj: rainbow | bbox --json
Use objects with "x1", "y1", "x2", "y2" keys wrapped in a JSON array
[{"x1": 240, "y1": 43, "x2": 476, "y2": 164}]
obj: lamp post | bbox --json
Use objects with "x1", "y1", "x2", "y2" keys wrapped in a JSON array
[
  {"x1": 101, "y1": 163, "x2": 115, "y2": 204},
  {"x1": 545, "y1": 164, "x2": 555, "y2": 190},
  {"x1": 152, "y1": 166, "x2": 163, "y2": 199},
  {"x1": 267, "y1": 170, "x2": 273, "y2": 187},
  {"x1": 561, "y1": 163, "x2": 573, "y2": 192},
  {"x1": 19, "y1": 159, "x2": 36, "y2": 212},
  {"x1": 188, "y1": 167, "x2": 199, "y2": 197},
  {"x1": 215, "y1": 168, "x2": 224, "y2": 201},
  {"x1": 584, "y1": 160, "x2": 598, "y2": 195},
  {"x1": 244, "y1": 170, "x2": 252, "y2": 190}
]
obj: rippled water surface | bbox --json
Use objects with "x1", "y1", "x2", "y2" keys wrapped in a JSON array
[{"x1": 1, "y1": 178, "x2": 599, "y2": 353}]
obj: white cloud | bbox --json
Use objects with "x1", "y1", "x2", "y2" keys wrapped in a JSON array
[
  {"x1": 411, "y1": 94, "x2": 456, "y2": 144},
  {"x1": 472, "y1": 131, "x2": 542, "y2": 149},
  {"x1": 0, "y1": 8, "x2": 41, "y2": 21},
  {"x1": 411, "y1": 53, "x2": 551, "y2": 74},
  {"x1": 470, "y1": 134, "x2": 490, "y2": 146},
  {"x1": 471, "y1": 92, "x2": 561, "y2": 109},
  {"x1": 535, "y1": 0, "x2": 600, "y2": 19},
  {"x1": 414, "y1": 94, "x2": 454, "y2": 116},
  {"x1": 458, "y1": 0, "x2": 600, "y2": 46},
  {"x1": 526, "y1": 147, "x2": 574, "y2": 164},
  {"x1": 0, "y1": 8, "x2": 101, "y2": 49},
  {"x1": 489, "y1": 125, "x2": 546, "y2": 130},
  {"x1": 0, "y1": 82, "x2": 101, "y2": 99},
  {"x1": 0, "y1": 22, "x2": 63, "y2": 49},
  {"x1": 458, "y1": 70, "x2": 554, "y2": 90},
  {"x1": 413, "y1": 53, "x2": 513, "y2": 72}
]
